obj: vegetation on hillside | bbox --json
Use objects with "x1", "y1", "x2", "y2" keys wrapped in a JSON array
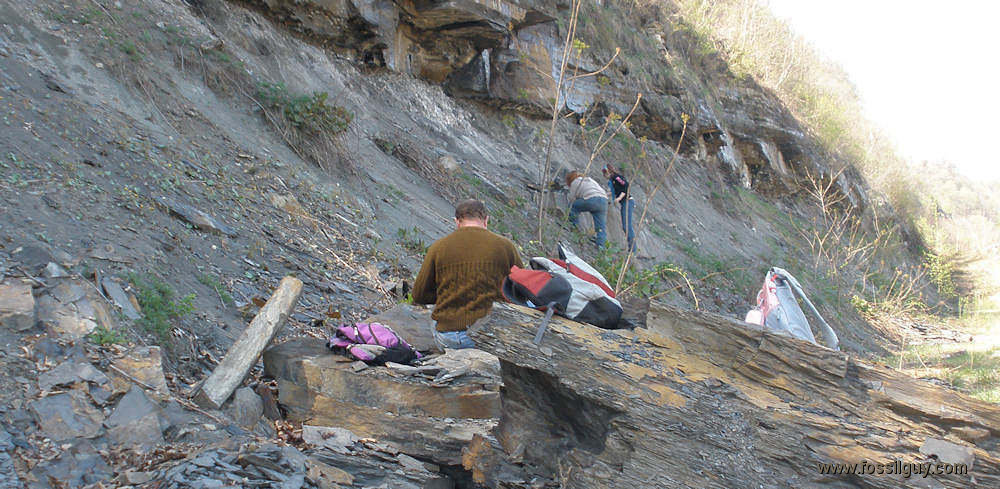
[
  {"x1": 659, "y1": 0, "x2": 1000, "y2": 400},
  {"x1": 889, "y1": 318, "x2": 1000, "y2": 403},
  {"x1": 129, "y1": 273, "x2": 196, "y2": 343},
  {"x1": 668, "y1": 0, "x2": 998, "y2": 311},
  {"x1": 552, "y1": 0, "x2": 997, "y2": 317},
  {"x1": 538, "y1": 2, "x2": 999, "y2": 403}
]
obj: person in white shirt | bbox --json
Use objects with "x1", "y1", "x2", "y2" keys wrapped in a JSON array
[{"x1": 565, "y1": 170, "x2": 609, "y2": 248}]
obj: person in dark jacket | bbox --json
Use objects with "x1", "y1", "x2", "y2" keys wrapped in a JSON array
[{"x1": 603, "y1": 165, "x2": 636, "y2": 252}]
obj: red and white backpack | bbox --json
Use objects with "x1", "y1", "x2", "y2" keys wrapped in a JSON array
[{"x1": 501, "y1": 243, "x2": 623, "y2": 329}]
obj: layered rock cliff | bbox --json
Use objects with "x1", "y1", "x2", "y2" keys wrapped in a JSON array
[
  {"x1": 467, "y1": 303, "x2": 999, "y2": 488},
  {"x1": 239, "y1": 0, "x2": 864, "y2": 203}
]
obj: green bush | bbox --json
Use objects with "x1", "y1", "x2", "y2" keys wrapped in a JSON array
[
  {"x1": 87, "y1": 324, "x2": 127, "y2": 345},
  {"x1": 924, "y1": 251, "x2": 958, "y2": 301},
  {"x1": 592, "y1": 245, "x2": 690, "y2": 298},
  {"x1": 128, "y1": 273, "x2": 195, "y2": 342},
  {"x1": 850, "y1": 294, "x2": 875, "y2": 318},
  {"x1": 257, "y1": 82, "x2": 352, "y2": 136}
]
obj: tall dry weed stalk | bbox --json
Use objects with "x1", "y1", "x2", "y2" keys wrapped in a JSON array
[
  {"x1": 790, "y1": 168, "x2": 936, "y2": 316},
  {"x1": 613, "y1": 114, "x2": 689, "y2": 294},
  {"x1": 536, "y1": 0, "x2": 627, "y2": 248},
  {"x1": 796, "y1": 168, "x2": 894, "y2": 277}
]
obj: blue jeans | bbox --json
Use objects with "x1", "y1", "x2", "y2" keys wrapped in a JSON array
[
  {"x1": 619, "y1": 199, "x2": 636, "y2": 252},
  {"x1": 433, "y1": 329, "x2": 476, "y2": 350},
  {"x1": 569, "y1": 196, "x2": 607, "y2": 248}
]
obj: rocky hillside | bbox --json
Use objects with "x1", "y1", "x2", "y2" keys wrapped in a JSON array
[
  {"x1": 0, "y1": 0, "x2": 984, "y2": 487},
  {"x1": 1, "y1": 0, "x2": 916, "y2": 355}
]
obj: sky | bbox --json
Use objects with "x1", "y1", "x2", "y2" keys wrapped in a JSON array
[{"x1": 765, "y1": 0, "x2": 1000, "y2": 181}]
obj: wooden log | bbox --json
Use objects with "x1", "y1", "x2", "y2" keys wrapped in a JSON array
[
  {"x1": 194, "y1": 276, "x2": 302, "y2": 409},
  {"x1": 467, "y1": 302, "x2": 1000, "y2": 489}
]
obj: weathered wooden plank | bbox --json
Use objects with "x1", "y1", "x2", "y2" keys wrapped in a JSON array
[{"x1": 194, "y1": 276, "x2": 302, "y2": 409}]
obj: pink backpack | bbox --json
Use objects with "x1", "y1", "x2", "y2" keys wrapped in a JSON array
[{"x1": 327, "y1": 323, "x2": 422, "y2": 365}]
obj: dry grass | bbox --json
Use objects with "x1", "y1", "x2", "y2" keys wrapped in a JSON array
[{"x1": 886, "y1": 314, "x2": 1000, "y2": 403}]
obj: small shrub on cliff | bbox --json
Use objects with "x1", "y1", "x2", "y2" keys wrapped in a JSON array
[
  {"x1": 257, "y1": 82, "x2": 352, "y2": 136},
  {"x1": 592, "y1": 245, "x2": 694, "y2": 299},
  {"x1": 924, "y1": 250, "x2": 958, "y2": 302},
  {"x1": 396, "y1": 227, "x2": 428, "y2": 254}
]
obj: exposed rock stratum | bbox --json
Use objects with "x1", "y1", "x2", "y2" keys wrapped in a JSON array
[{"x1": 465, "y1": 303, "x2": 999, "y2": 488}]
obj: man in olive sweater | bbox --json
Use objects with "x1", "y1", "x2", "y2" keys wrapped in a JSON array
[{"x1": 411, "y1": 199, "x2": 523, "y2": 349}]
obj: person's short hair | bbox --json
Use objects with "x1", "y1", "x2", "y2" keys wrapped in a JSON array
[
  {"x1": 565, "y1": 171, "x2": 583, "y2": 187},
  {"x1": 455, "y1": 199, "x2": 488, "y2": 221}
]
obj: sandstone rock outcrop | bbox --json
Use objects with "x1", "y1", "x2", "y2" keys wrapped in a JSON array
[
  {"x1": 239, "y1": 0, "x2": 867, "y2": 209},
  {"x1": 466, "y1": 303, "x2": 1000, "y2": 488},
  {"x1": 263, "y1": 337, "x2": 501, "y2": 464},
  {"x1": 108, "y1": 345, "x2": 170, "y2": 399},
  {"x1": 249, "y1": 0, "x2": 539, "y2": 82}
]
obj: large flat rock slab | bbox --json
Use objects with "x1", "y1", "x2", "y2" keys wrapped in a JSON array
[
  {"x1": 284, "y1": 387, "x2": 495, "y2": 465},
  {"x1": 264, "y1": 338, "x2": 499, "y2": 419},
  {"x1": 466, "y1": 303, "x2": 1000, "y2": 489},
  {"x1": 263, "y1": 337, "x2": 500, "y2": 464}
]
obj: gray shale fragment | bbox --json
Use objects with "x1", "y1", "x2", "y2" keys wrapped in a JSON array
[
  {"x1": 29, "y1": 390, "x2": 104, "y2": 440},
  {"x1": 104, "y1": 385, "x2": 165, "y2": 448},
  {"x1": 159, "y1": 196, "x2": 238, "y2": 237}
]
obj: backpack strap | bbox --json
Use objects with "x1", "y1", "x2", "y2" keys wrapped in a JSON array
[
  {"x1": 346, "y1": 344, "x2": 378, "y2": 362},
  {"x1": 532, "y1": 302, "x2": 559, "y2": 345},
  {"x1": 366, "y1": 322, "x2": 382, "y2": 346}
]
